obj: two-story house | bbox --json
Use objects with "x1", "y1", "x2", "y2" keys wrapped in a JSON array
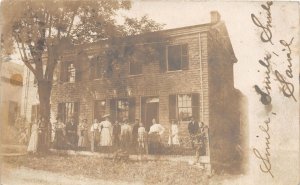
[{"x1": 22, "y1": 11, "x2": 248, "y2": 172}]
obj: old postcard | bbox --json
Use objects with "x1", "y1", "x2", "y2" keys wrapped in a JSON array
[{"x1": 0, "y1": 0, "x2": 299, "y2": 185}]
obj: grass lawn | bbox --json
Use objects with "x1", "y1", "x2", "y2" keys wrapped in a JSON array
[{"x1": 3, "y1": 153, "x2": 223, "y2": 185}]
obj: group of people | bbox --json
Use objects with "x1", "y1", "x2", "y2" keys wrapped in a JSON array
[{"x1": 28, "y1": 114, "x2": 208, "y2": 162}]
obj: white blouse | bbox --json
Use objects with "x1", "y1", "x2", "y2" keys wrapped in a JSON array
[{"x1": 149, "y1": 123, "x2": 165, "y2": 135}]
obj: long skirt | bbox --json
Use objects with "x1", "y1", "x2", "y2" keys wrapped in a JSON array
[
  {"x1": 53, "y1": 130, "x2": 65, "y2": 149},
  {"x1": 78, "y1": 130, "x2": 89, "y2": 147},
  {"x1": 27, "y1": 130, "x2": 38, "y2": 153},
  {"x1": 99, "y1": 128, "x2": 112, "y2": 146}
]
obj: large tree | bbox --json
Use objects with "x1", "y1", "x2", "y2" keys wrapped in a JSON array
[{"x1": 1, "y1": 0, "x2": 163, "y2": 152}]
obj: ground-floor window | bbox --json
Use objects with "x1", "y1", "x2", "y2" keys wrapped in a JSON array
[
  {"x1": 94, "y1": 100, "x2": 106, "y2": 121},
  {"x1": 57, "y1": 102, "x2": 80, "y2": 123},
  {"x1": 169, "y1": 93, "x2": 200, "y2": 121},
  {"x1": 110, "y1": 98, "x2": 135, "y2": 123}
]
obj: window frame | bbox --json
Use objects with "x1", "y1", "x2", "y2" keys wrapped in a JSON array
[
  {"x1": 169, "y1": 93, "x2": 200, "y2": 122},
  {"x1": 93, "y1": 100, "x2": 106, "y2": 120},
  {"x1": 166, "y1": 44, "x2": 189, "y2": 72},
  {"x1": 67, "y1": 62, "x2": 76, "y2": 83},
  {"x1": 57, "y1": 102, "x2": 80, "y2": 123},
  {"x1": 110, "y1": 98, "x2": 136, "y2": 123},
  {"x1": 129, "y1": 59, "x2": 143, "y2": 76},
  {"x1": 90, "y1": 60, "x2": 103, "y2": 80}
]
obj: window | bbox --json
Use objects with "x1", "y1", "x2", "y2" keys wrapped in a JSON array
[
  {"x1": 167, "y1": 44, "x2": 189, "y2": 71},
  {"x1": 57, "y1": 102, "x2": 80, "y2": 123},
  {"x1": 90, "y1": 60, "x2": 103, "y2": 79},
  {"x1": 178, "y1": 94, "x2": 192, "y2": 120},
  {"x1": 117, "y1": 100, "x2": 129, "y2": 121},
  {"x1": 94, "y1": 100, "x2": 106, "y2": 120},
  {"x1": 110, "y1": 98, "x2": 135, "y2": 123},
  {"x1": 129, "y1": 60, "x2": 142, "y2": 75},
  {"x1": 60, "y1": 61, "x2": 80, "y2": 82},
  {"x1": 67, "y1": 63, "x2": 76, "y2": 82},
  {"x1": 169, "y1": 93, "x2": 200, "y2": 121}
]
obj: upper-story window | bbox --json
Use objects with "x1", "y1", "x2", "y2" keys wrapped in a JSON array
[
  {"x1": 90, "y1": 61, "x2": 102, "y2": 80},
  {"x1": 60, "y1": 61, "x2": 80, "y2": 83},
  {"x1": 129, "y1": 60, "x2": 142, "y2": 75},
  {"x1": 167, "y1": 44, "x2": 189, "y2": 71},
  {"x1": 67, "y1": 63, "x2": 76, "y2": 82}
]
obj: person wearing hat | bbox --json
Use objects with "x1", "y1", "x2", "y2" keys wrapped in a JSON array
[
  {"x1": 168, "y1": 119, "x2": 180, "y2": 146},
  {"x1": 120, "y1": 118, "x2": 132, "y2": 152},
  {"x1": 78, "y1": 118, "x2": 89, "y2": 149},
  {"x1": 66, "y1": 117, "x2": 78, "y2": 149},
  {"x1": 99, "y1": 114, "x2": 113, "y2": 147},
  {"x1": 53, "y1": 117, "x2": 66, "y2": 150},
  {"x1": 188, "y1": 116, "x2": 199, "y2": 149}
]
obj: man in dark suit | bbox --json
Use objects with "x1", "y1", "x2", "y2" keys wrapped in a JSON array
[
  {"x1": 188, "y1": 116, "x2": 199, "y2": 149},
  {"x1": 66, "y1": 117, "x2": 78, "y2": 149}
]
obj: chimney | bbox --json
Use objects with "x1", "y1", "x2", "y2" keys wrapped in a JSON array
[{"x1": 210, "y1": 11, "x2": 221, "y2": 24}]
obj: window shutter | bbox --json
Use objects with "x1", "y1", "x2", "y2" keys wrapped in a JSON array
[
  {"x1": 169, "y1": 95, "x2": 177, "y2": 120},
  {"x1": 74, "y1": 102, "x2": 80, "y2": 122},
  {"x1": 89, "y1": 61, "x2": 95, "y2": 80},
  {"x1": 181, "y1": 44, "x2": 189, "y2": 70},
  {"x1": 58, "y1": 103, "x2": 66, "y2": 123},
  {"x1": 110, "y1": 99, "x2": 117, "y2": 123},
  {"x1": 75, "y1": 65, "x2": 81, "y2": 82},
  {"x1": 159, "y1": 45, "x2": 167, "y2": 73},
  {"x1": 128, "y1": 98, "x2": 136, "y2": 123},
  {"x1": 192, "y1": 93, "x2": 200, "y2": 121},
  {"x1": 60, "y1": 63, "x2": 66, "y2": 82}
]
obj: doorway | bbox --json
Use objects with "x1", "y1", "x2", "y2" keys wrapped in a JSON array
[{"x1": 141, "y1": 97, "x2": 159, "y2": 132}]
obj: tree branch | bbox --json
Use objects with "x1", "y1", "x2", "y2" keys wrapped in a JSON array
[
  {"x1": 15, "y1": 36, "x2": 37, "y2": 76},
  {"x1": 67, "y1": 9, "x2": 78, "y2": 37}
]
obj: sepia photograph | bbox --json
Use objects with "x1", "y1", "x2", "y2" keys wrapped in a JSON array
[{"x1": 0, "y1": 0, "x2": 299, "y2": 185}]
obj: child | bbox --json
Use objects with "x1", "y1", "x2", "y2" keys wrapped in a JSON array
[
  {"x1": 137, "y1": 122, "x2": 147, "y2": 160},
  {"x1": 168, "y1": 119, "x2": 180, "y2": 146}
]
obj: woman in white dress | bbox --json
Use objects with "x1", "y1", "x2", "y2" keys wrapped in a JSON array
[
  {"x1": 99, "y1": 115, "x2": 112, "y2": 146},
  {"x1": 168, "y1": 120, "x2": 180, "y2": 146},
  {"x1": 90, "y1": 119, "x2": 99, "y2": 152},
  {"x1": 27, "y1": 121, "x2": 39, "y2": 153}
]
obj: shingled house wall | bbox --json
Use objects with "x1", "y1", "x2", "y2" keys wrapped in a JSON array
[{"x1": 50, "y1": 30, "x2": 211, "y2": 145}]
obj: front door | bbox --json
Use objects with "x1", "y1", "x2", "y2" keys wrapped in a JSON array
[{"x1": 141, "y1": 97, "x2": 159, "y2": 132}]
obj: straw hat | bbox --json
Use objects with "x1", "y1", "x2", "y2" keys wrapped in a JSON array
[{"x1": 102, "y1": 114, "x2": 110, "y2": 118}]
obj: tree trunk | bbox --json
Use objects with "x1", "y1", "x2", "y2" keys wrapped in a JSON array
[{"x1": 37, "y1": 80, "x2": 52, "y2": 153}]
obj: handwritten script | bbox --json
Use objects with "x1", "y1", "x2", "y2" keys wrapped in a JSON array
[{"x1": 251, "y1": 1, "x2": 296, "y2": 178}]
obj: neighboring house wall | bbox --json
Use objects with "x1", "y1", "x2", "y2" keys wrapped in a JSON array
[{"x1": 0, "y1": 62, "x2": 23, "y2": 143}]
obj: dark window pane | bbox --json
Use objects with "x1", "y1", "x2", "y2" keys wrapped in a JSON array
[
  {"x1": 130, "y1": 60, "x2": 142, "y2": 75},
  {"x1": 128, "y1": 98, "x2": 136, "y2": 122},
  {"x1": 94, "y1": 100, "x2": 106, "y2": 120},
  {"x1": 159, "y1": 45, "x2": 167, "y2": 73},
  {"x1": 168, "y1": 45, "x2": 182, "y2": 71}
]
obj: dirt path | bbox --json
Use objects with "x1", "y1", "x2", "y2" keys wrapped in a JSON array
[{"x1": 1, "y1": 164, "x2": 143, "y2": 185}]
